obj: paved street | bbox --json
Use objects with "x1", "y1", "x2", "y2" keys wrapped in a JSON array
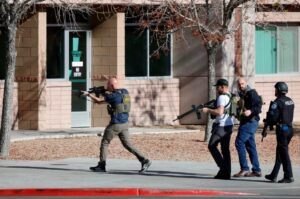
[{"x1": 0, "y1": 158, "x2": 299, "y2": 197}]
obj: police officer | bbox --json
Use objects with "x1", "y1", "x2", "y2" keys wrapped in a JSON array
[
  {"x1": 233, "y1": 78, "x2": 262, "y2": 177},
  {"x1": 202, "y1": 79, "x2": 234, "y2": 180},
  {"x1": 265, "y1": 82, "x2": 294, "y2": 183},
  {"x1": 82, "y1": 77, "x2": 151, "y2": 173}
]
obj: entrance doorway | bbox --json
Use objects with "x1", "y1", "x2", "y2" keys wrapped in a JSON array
[{"x1": 65, "y1": 30, "x2": 92, "y2": 127}]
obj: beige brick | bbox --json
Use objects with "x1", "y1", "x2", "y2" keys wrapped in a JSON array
[
  {"x1": 37, "y1": 121, "x2": 48, "y2": 130},
  {"x1": 23, "y1": 38, "x2": 37, "y2": 48},
  {"x1": 102, "y1": 38, "x2": 117, "y2": 47},
  {"x1": 17, "y1": 27, "x2": 31, "y2": 38},
  {"x1": 93, "y1": 47, "x2": 109, "y2": 56},
  {"x1": 22, "y1": 111, "x2": 38, "y2": 121},
  {"x1": 93, "y1": 117, "x2": 110, "y2": 127},
  {"x1": 17, "y1": 48, "x2": 31, "y2": 57},
  {"x1": 19, "y1": 120, "x2": 30, "y2": 129},
  {"x1": 23, "y1": 57, "x2": 38, "y2": 67},
  {"x1": 30, "y1": 28, "x2": 38, "y2": 38},
  {"x1": 29, "y1": 120, "x2": 38, "y2": 130},
  {"x1": 31, "y1": 47, "x2": 38, "y2": 57},
  {"x1": 92, "y1": 38, "x2": 101, "y2": 47}
]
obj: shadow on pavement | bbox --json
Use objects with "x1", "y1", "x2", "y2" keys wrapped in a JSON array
[
  {"x1": 0, "y1": 165, "x2": 89, "y2": 172},
  {"x1": 0, "y1": 165, "x2": 283, "y2": 184}
]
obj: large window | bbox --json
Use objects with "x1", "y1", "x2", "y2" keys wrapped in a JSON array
[
  {"x1": 256, "y1": 26, "x2": 299, "y2": 74},
  {"x1": 47, "y1": 27, "x2": 65, "y2": 78},
  {"x1": 125, "y1": 26, "x2": 171, "y2": 77}
]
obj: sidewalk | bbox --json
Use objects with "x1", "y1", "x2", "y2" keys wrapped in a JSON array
[
  {"x1": 1, "y1": 127, "x2": 299, "y2": 197},
  {"x1": 10, "y1": 126, "x2": 200, "y2": 142}
]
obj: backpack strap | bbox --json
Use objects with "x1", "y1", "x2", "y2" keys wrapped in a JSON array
[{"x1": 222, "y1": 92, "x2": 232, "y2": 110}]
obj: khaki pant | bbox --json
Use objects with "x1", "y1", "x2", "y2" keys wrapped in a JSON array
[{"x1": 99, "y1": 123, "x2": 146, "y2": 163}]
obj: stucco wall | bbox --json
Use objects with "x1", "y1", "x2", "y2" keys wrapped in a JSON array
[
  {"x1": 173, "y1": 29, "x2": 224, "y2": 124},
  {"x1": 126, "y1": 78, "x2": 180, "y2": 126}
]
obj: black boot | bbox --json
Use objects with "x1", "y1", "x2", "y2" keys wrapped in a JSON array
[
  {"x1": 90, "y1": 161, "x2": 106, "y2": 172},
  {"x1": 139, "y1": 159, "x2": 151, "y2": 173},
  {"x1": 214, "y1": 170, "x2": 230, "y2": 180},
  {"x1": 265, "y1": 174, "x2": 277, "y2": 182},
  {"x1": 278, "y1": 177, "x2": 294, "y2": 183}
]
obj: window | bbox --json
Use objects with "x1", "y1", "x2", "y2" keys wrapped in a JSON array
[
  {"x1": 47, "y1": 27, "x2": 65, "y2": 78},
  {"x1": 256, "y1": 26, "x2": 299, "y2": 74},
  {"x1": 125, "y1": 26, "x2": 171, "y2": 77}
]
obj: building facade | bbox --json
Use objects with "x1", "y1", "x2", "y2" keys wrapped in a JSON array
[{"x1": 0, "y1": 2, "x2": 300, "y2": 130}]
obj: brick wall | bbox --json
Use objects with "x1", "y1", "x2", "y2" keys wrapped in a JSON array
[
  {"x1": 15, "y1": 12, "x2": 47, "y2": 130},
  {"x1": 46, "y1": 81, "x2": 71, "y2": 129},
  {"x1": 255, "y1": 76, "x2": 300, "y2": 123},
  {"x1": 0, "y1": 81, "x2": 19, "y2": 129}
]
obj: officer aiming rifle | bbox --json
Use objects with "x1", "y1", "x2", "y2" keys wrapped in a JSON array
[
  {"x1": 80, "y1": 86, "x2": 106, "y2": 97},
  {"x1": 173, "y1": 99, "x2": 215, "y2": 122},
  {"x1": 81, "y1": 77, "x2": 152, "y2": 173}
]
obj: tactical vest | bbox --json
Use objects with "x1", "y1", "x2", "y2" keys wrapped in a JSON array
[
  {"x1": 276, "y1": 96, "x2": 294, "y2": 125},
  {"x1": 107, "y1": 89, "x2": 131, "y2": 116},
  {"x1": 234, "y1": 89, "x2": 263, "y2": 121}
]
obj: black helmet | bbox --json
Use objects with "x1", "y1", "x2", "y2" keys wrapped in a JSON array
[{"x1": 275, "y1": 82, "x2": 288, "y2": 94}]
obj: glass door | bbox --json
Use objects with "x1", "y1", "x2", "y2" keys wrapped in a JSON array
[{"x1": 65, "y1": 30, "x2": 91, "y2": 127}]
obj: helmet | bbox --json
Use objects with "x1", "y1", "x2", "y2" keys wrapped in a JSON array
[{"x1": 274, "y1": 82, "x2": 288, "y2": 94}]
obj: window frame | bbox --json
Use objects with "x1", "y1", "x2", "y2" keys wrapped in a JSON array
[
  {"x1": 255, "y1": 25, "x2": 300, "y2": 76},
  {"x1": 125, "y1": 23, "x2": 173, "y2": 79}
]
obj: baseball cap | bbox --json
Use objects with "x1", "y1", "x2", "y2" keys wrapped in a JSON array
[{"x1": 214, "y1": 78, "x2": 228, "y2": 86}]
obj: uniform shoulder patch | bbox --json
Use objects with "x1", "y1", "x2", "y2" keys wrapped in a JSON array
[
  {"x1": 285, "y1": 100, "x2": 294, "y2": 106},
  {"x1": 271, "y1": 102, "x2": 277, "y2": 110}
]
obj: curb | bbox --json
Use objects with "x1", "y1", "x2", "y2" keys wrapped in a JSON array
[
  {"x1": 11, "y1": 133, "x2": 98, "y2": 142},
  {"x1": 11, "y1": 129, "x2": 200, "y2": 142},
  {"x1": 0, "y1": 188, "x2": 257, "y2": 197}
]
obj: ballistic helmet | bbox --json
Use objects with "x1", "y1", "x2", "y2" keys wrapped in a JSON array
[{"x1": 275, "y1": 82, "x2": 288, "y2": 94}]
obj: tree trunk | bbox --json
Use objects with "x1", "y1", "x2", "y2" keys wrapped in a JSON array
[
  {"x1": 204, "y1": 43, "x2": 218, "y2": 142},
  {"x1": 0, "y1": 24, "x2": 17, "y2": 158}
]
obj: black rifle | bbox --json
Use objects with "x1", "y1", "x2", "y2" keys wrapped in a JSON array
[
  {"x1": 261, "y1": 101, "x2": 274, "y2": 142},
  {"x1": 173, "y1": 100, "x2": 215, "y2": 122},
  {"x1": 81, "y1": 86, "x2": 106, "y2": 97}
]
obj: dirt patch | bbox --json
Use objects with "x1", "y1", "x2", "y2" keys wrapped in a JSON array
[{"x1": 7, "y1": 129, "x2": 300, "y2": 166}]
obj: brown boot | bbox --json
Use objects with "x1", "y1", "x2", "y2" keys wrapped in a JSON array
[
  {"x1": 245, "y1": 171, "x2": 262, "y2": 177},
  {"x1": 233, "y1": 170, "x2": 250, "y2": 177}
]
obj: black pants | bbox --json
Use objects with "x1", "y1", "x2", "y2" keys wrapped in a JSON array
[
  {"x1": 208, "y1": 124, "x2": 233, "y2": 176},
  {"x1": 269, "y1": 125, "x2": 293, "y2": 179}
]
